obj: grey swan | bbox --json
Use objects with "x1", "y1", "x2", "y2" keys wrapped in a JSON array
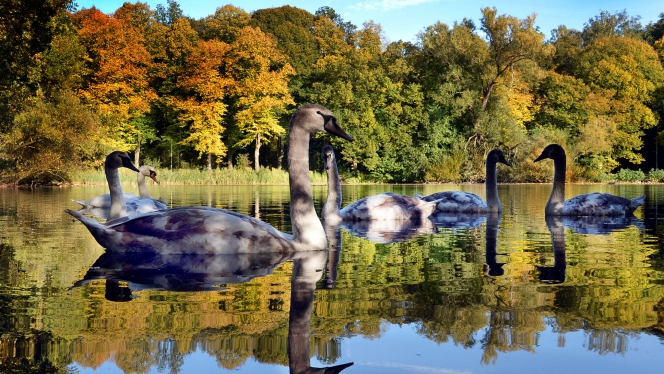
[
  {"x1": 416, "y1": 149, "x2": 512, "y2": 214},
  {"x1": 534, "y1": 144, "x2": 645, "y2": 216},
  {"x1": 66, "y1": 104, "x2": 353, "y2": 254},
  {"x1": 321, "y1": 145, "x2": 438, "y2": 225},
  {"x1": 74, "y1": 165, "x2": 167, "y2": 214}
]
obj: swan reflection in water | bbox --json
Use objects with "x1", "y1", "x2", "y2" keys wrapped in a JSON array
[
  {"x1": 538, "y1": 215, "x2": 644, "y2": 284},
  {"x1": 73, "y1": 246, "x2": 354, "y2": 373},
  {"x1": 339, "y1": 217, "x2": 437, "y2": 244},
  {"x1": 483, "y1": 214, "x2": 505, "y2": 277}
]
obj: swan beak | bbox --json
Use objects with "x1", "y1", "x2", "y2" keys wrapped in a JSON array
[
  {"x1": 122, "y1": 157, "x2": 140, "y2": 173},
  {"x1": 150, "y1": 172, "x2": 160, "y2": 184},
  {"x1": 502, "y1": 159, "x2": 512, "y2": 167},
  {"x1": 533, "y1": 152, "x2": 547, "y2": 163},
  {"x1": 323, "y1": 116, "x2": 353, "y2": 141}
]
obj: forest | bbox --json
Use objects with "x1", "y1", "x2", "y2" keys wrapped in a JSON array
[{"x1": 1, "y1": 0, "x2": 664, "y2": 184}]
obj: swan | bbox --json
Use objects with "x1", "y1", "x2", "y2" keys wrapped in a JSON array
[
  {"x1": 416, "y1": 149, "x2": 512, "y2": 214},
  {"x1": 66, "y1": 104, "x2": 353, "y2": 254},
  {"x1": 87, "y1": 151, "x2": 141, "y2": 221},
  {"x1": 321, "y1": 145, "x2": 438, "y2": 225},
  {"x1": 534, "y1": 144, "x2": 645, "y2": 216},
  {"x1": 73, "y1": 165, "x2": 167, "y2": 213}
]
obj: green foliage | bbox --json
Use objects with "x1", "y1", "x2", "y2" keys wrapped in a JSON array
[
  {"x1": 425, "y1": 145, "x2": 466, "y2": 183},
  {"x1": 1, "y1": 3, "x2": 663, "y2": 184},
  {"x1": 615, "y1": 168, "x2": 645, "y2": 182},
  {"x1": 648, "y1": 168, "x2": 664, "y2": 182},
  {"x1": 0, "y1": 92, "x2": 105, "y2": 184},
  {"x1": 235, "y1": 154, "x2": 251, "y2": 169}
]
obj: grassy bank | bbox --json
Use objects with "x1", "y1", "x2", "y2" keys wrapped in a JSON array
[{"x1": 69, "y1": 166, "x2": 332, "y2": 186}]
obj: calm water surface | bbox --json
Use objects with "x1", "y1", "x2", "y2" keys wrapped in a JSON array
[{"x1": 1, "y1": 183, "x2": 664, "y2": 373}]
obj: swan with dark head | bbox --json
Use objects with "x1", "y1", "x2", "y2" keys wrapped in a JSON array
[
  {"x1": 74, "y1": 164, "x2": 167, "y2": 214},
  {"x1": 321, "y1": 145, "x2": 438, "y2": 225},
  {"x1": 534, "y1": 144, "x2": 645, "y2": 216},
  {"x1": 416, "y1": 149, "x2": 511, "y2": 214},
  {"x1": 66, "y1": 104, "x2": 353, "y2": 254},
  {"x1": 90, "y1": 151, "x2": 141, "y2": 221}
]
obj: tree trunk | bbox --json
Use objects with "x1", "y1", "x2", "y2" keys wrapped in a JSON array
[
  {"x1": 227, "y1": 149, "x2": 234, "y2": 169},
  {"x1": 254, "y1": 133, "x2": 261, "y2": 171},
  {"x1": 482, "y1": 81, "x2": 496, "y2": 109},
  {"x1": 277, "y1": 135, "x2": 284, "y2": 170},
  {"x1": 207, "y1": 153, "x2": 212, "y2": 170},
  {"x1": 134, "y1": 136, "x2": 141, "y2": 166}
]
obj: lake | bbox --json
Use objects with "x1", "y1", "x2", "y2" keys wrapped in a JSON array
[{"x1": 1, "y1": 182, "x2": 663, "y2": 374}]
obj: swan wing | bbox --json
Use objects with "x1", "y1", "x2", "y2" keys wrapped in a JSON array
[
  {"x1": 421, "y1": 191, "x2": 488, "y2": 213},
  {"x1": 125, "y1": 197, "x2": 169, "y2": 214},
  {"x1": 340, "y1": 192, "x2": 433, "y2": 221},
  {"x1": 562, "y1": 193, "x2": 643, "y2": 216},
  {"x1": 73, "y1": 193, "x2": 138, "y2": 209}
]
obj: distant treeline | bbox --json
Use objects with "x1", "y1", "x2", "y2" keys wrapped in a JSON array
[{"x1": 1, "y1": 1, "x2": 664, "y2": 184}]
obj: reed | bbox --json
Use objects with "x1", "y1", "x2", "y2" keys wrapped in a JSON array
[{"x1": 70, "y1": 167, "x2": 329, "y2": 186}]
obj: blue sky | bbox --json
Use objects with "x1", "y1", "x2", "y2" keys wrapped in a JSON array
[{"x1": 76, "y1": 0, "x2": 662, "y2": 43}]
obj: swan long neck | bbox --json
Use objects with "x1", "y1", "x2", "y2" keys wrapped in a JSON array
[
  {"x1": 106, "y1": 167, "x2": 127, "y2": 221},
  {"x1": 547, "y1": 154, "x2": 566, "y2": 214},
  {"x1": 137, "y1": 170, "x2": 150, "y2": 198},
  {"x1": 322, "y1": 157, "x2": 342, "y2": 223},
  {"x1": 485, "y1": 159, "x2": 501, "y2": 212},
  {"x1": 288, "y1": 125, "x2": 326, "y2": 248}
]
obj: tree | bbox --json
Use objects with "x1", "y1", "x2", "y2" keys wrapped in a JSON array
[
  {"x1": 76, "y1": 8, "x2": 157, "y2": 163},
  {"x1": 175, "y1": 39, "x2": 233, "y2": 169},
  {"x1": 200, "y1": 4, "x2": 250, "y2": 43},
  {"x1": 155, "y1": 0, "x2": 183, "y2": 26},
  {"x1": 581, "y1": 10, "x2": 643, "y2": 46},
  {"x1": 0, "y1": 0, "x2": 71, "y2": 127},
  {"x1": 227, "y1": 26, "x2": 295, "y2": 171},
  {"x1": 479, "y1": 7, "x2": 549, "y2": 110},
  {"x1": 575, "y1": 36, "x2": 664, "y2": 164}
]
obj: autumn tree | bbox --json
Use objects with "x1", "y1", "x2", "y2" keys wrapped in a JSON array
[
  {"x1": 175, "y1": 39, "x2": 233, "y2": 169},
  {"x1": 199, "y1": 4, "x2": 250, "y2": 43},
  {"x1": 227, "y1": 26, "x2": 295, "y2": 171},
  {"x1": 76, "y1": 7, "x2": 157, "y2": 164}
]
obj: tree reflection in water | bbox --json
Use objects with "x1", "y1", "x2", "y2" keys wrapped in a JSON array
[{"x1": 73, "y1": 246, "x2": 354, "y2": 374}]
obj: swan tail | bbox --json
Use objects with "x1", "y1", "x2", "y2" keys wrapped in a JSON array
[
  {"x1": 72, "y1": 199, "x2": 89, "y2": 208},
  {"x1": 630, "y1": 195, "x2": 645, "y2": 209},
  {"x1": 65, "y1": 209, "x2": 104, "y2": 229},
  {"x1": 420, "y1": 199, "x2": 441, "y2": 218}
]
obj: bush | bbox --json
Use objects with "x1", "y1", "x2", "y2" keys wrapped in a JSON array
[
  {"x1": 615, "y1": 168, "x2": 645, "y2": 182},
  {"x1": 648, "y1": 169, "x2": 664, "y2": 182},
  {"x1": 0, "y1": 92, "x2": 104, "y2": 184},
  {"x1": 424, "y1": 146, "x2": 465, "y2": 182},
  {"x1": 236, "y1": 154, "x2": 251, "y2": 169}
]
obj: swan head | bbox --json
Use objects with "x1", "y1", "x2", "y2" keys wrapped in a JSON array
[
  {"x1": 106, "y1": 151, "x2": 140, "y2": 173},
  {"x1": 322, "y1": 145, "x2": 336, "y2": 170},
  {"x1": 293, "y1": 104, "x2": 353, "y2": 141},
  {"x1": 534, "y1": 144, "x2": 565, "y2": 163},
  {"x1": 140, "y1": 165, "x2": 159, "y2": 184},
  {"x1": 487, "y1": 149, "x2": 511, "y2": 167}
]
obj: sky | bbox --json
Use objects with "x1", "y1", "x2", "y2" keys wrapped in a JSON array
[{"x1": 75, "y1": 0, "x2": 662, "y2": 43}]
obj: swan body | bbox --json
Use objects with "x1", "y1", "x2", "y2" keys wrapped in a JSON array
[
  {"x1": 67, "y1": 104, "x2": 353, "y2": 254},
  {"x1": 321, "y1": 145, "x2": 437, "y2": 225},
  {"x1": 534, "y1": 144, "x2": 645, "y2": 216},
  {"x1": 73, "y1": 165, "x2": 167, "y2": 213},
  {"x1": 417, "y1": 149, "x2": 511, "y2": 214}
]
